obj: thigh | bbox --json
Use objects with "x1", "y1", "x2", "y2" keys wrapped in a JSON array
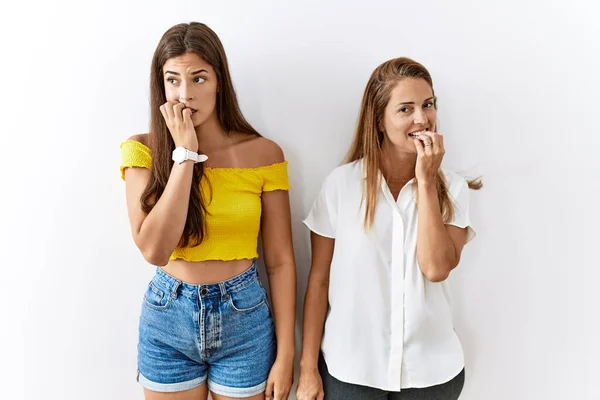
[
  {"x1": 318, "y1": 353, "x2": 388, "y2": 400},
  {"x1": 210, "y1": 392, "x2": 264, "y2": 400},
  {"x1": 144, "y1": 382, "x2": 208, "y2": 400},
  {"x1": 389, "y1": 369, "x2": 465, "y2": 400},
  {"x1": 138, "y1": 277, "x2": 207, "y2": 393},
  {"x1": 207, "y1": 278, "x2": 276, "y2": 397}
]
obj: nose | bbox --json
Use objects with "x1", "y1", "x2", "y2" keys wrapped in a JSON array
[
  {"x1": 179, "y1": 83, "x2": 194, "y2": 103},
  {"x1": 414, "y1": 108, "x2": 428, "y2": 126}
]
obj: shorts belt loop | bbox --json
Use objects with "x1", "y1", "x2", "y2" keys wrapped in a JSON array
[
  {"x1": 219, "y1": 282, "x2": 229, "y2": 302},
  {"x1": 170, "y1": 280, "x2": 181, "y2": 300}
]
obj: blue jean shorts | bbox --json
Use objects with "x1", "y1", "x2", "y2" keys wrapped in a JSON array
[{"x1": 137, "y1": 262, "x2": 276, "y2": 397}]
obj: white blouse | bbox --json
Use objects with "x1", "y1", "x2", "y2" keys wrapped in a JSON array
[{"x1": 303, "y1": 159, "x2": 475, "y2": 391}]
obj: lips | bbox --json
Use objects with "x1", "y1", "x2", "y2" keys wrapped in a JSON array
[
  {"x1": 182, "y1": 106, "x2": 197, "y2": 114},
  {"x1": 408, "y1": 129, "x2": 428, "y2": 137}
]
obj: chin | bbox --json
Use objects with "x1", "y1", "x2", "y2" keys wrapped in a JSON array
[
  {"x1": 396, "y1": 141, "x2": 418, "y2": 153},
  {"x1": 191, "y1": 114, "x2": 206, "y2": 127},
  {"x1": 388, "y1": 137, "x2": 412, "y2": 150}
]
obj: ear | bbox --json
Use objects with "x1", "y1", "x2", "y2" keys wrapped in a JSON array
[{"x1": 377, "y1": 115, "x2": 385, "y2": 133}]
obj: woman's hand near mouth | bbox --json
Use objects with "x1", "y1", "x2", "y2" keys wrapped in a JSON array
[{"x1": 160, "y1": 100, "x2": 199, "y2": 151}]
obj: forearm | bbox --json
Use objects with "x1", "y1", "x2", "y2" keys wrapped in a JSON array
[
  {"x1": 266, "y1": 262, "x2": 297, "y2": 361},
  {"x1": 136, "y1": 161, "x2": 195, "y2": 264},
  {"x1": 416, "y1": 182, "x2": 458, "y2": 282},
  {"x1": 299, "y1": 278, "x2": 329, "y2": 370}
]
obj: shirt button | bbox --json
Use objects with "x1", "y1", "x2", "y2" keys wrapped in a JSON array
[{"x1": 200, "y1": 287, "x2": 209, "y2": 296}]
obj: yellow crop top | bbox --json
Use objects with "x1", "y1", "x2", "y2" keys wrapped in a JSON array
[{"x1": 120, "y1": 140, "x2": 291, "y2": 262}]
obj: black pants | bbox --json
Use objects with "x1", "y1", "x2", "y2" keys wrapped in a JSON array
[{"x1": 319, "y1": 353, "x2": 465, "y2": 400}]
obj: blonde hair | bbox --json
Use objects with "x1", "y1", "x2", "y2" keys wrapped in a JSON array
[{"x1": 344, "y1": 57, "x2": 482, "y2": 228}]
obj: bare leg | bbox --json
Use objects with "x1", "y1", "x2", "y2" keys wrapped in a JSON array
[
  {"x1": 143, "y1": 382, "x2": 209, "y2": 400},
  {"x1": 210, "y1": 391, "x2": 264, "y2": 400}
]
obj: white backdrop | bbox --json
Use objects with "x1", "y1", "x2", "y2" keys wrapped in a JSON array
[{"x1": 1, "y1": 1, "x2": 599, "y2": 399}]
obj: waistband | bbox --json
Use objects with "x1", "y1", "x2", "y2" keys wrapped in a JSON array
[{"x1": 151, "y1": 261, "x2": 259, "y2": 300}]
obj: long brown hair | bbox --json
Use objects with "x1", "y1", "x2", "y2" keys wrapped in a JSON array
[
  {"x1": 141, "y1": 22, "x2": 260, "y2": 247},
  {"x1": 344, "y1": 57, "x2": 482, "y2": 228}
]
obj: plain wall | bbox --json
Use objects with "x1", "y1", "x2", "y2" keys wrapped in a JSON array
[{"x1": 1, "y1": 0, "x2": 598, "y2": 399}]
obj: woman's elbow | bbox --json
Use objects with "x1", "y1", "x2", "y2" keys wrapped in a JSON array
[
  {"x1": 419, "y1": 253, "x2": 459, "y2": 282},
  {"x1": 424, "y1": 269, "x2": 450, "y2": 283},
  {"x1": 420, "y1": 261, "x2": 455, "y2": 282},
  {"x1": 135, "y1": 237, "x2": 171, "y2": 266},
  {"x1": 139, "y1": 247, "x2": 169, "y2": 266}
]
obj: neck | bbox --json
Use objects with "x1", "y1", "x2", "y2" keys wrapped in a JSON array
[
  {"x1": 380, "y1": 142, "x2": 416, "y2": 182},
  {"x1": 195, "y1": 114, "x2": 229, "y2": 153}
]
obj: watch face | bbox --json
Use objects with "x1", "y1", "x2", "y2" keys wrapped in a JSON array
[{"x1": 173, "y1": 147, "x2": 185, "y2": 163}]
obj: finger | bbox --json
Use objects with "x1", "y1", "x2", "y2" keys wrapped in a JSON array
[
  {"x1": 423, "y1": 139, "x2": 433, "y2": 154},
  {"x1": 425, "y1": 131, "x2": 444, "y2": 151},
  {"x1": 436, "y1": 133, "x2": 445, "y2": 152},
  {"x1": 424, "y1": 131, "x2": 444, "y2": 154},
  {"x1": 414, "y1": 138, "x2": 425, "y2": 156},
  {"x1": 173, "y1": 102, "x2": 186, "y2": 121},
  {"x1": 417, "y1": 133, "x2": 434, "y2": 154},
  {"x1": 415, "y1": 135, "x2": 432, "y2": 148},
  {"x1": 428, "y1": 131, "x2": 441, "y2": 148},
  {"x1": 182, "y1": 108, "x2": 193, "y2": 126},
  {"x1": 420, "y1": 130, "x2": 435, "y2": 138},
  {"x1": 318, "y1": 391, "x2": 325, "y2": 400},
  {"x1": 280, "y1": 388, "x2": 289, "y2": 400},
  {"x1": 163, "y1": 101, "x2": 176, "y2": 120},
  {"x1": 424, "y1": 145, "x2": 433, "y2": 156},
  {"x1": 265, "y1": 381, "x2": 274, "y2": 399},
  {"x1": 159, "y1": 104, "x2": 168, "y2": 122},
  {"x1": 273, "y1": 386, "x2": 283, "y2": 400},
  {"x1": 418, "y1": 131, "x2": 435, "y2": 145}
]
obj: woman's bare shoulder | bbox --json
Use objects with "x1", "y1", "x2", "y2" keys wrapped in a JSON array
[
  {"x1": 234, "y1": 134, "x2": 284, "y2": 167},
  {"x1": 126, "y1": 133, "x2": 150, "y2": 147}
]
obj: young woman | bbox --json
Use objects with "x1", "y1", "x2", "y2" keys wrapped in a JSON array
[
  {"x1": 297, "y1": 57, "x2": 481, "y2": 400},
  {"x1": 120, "y1": 22, "x2": 296, "y2": 400}
]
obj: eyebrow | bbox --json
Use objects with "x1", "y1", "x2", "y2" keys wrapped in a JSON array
[
  {"x1": 164, "y1": 69, "x2": 208, "y2": 76},
  {"x1": 396, "y1": 96, "x2": 435, "y2": 106}
]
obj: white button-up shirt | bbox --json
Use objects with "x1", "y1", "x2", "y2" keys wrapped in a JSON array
[{"x1": 303, "y1": 159, "x2": 475, "y2": 391}]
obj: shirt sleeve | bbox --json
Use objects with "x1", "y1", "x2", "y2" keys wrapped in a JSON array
[
  {"x1": 446, "y1": 175, "x2": 476, "y2": 244},
  {"x1": 120, "y1": 140, "x2": 152, "y2": 180},
  {"x1": 261, "y1": 161, "x2": 291, "y2": 192},
  {"x1": 303, "y1": 171, "x2": 338, "y2": 239}
]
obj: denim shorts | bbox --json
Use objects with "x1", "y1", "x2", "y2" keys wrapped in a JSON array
[{"x1": 137, "y1": 262, "x2": 276, "y2": 397}]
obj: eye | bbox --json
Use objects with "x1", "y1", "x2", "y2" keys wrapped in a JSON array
[
  {"x1": 398, "y1": 107, "x2": 411, "y2": 113},
  {"x1": 424, "y1": 102, "x2": 435, "y2": 108},
  {"x1": 194, "y1": 76, "x2": 206, "y2": 83},
  {"x1": 166, "y1": 77, "x2": 178, "y2": 85}
]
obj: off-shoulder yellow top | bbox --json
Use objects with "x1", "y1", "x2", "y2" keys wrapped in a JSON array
[{"x1": 120, "y1": 140, "x2": 290, "y2": 262}]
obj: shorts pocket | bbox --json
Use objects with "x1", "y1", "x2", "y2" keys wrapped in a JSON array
[
  {"x1": 228, "y1": 280, "x2": 266, "y2": 313},
  {"x1": 143, "y1": 281, "x2": 171, "y2": 310}
]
